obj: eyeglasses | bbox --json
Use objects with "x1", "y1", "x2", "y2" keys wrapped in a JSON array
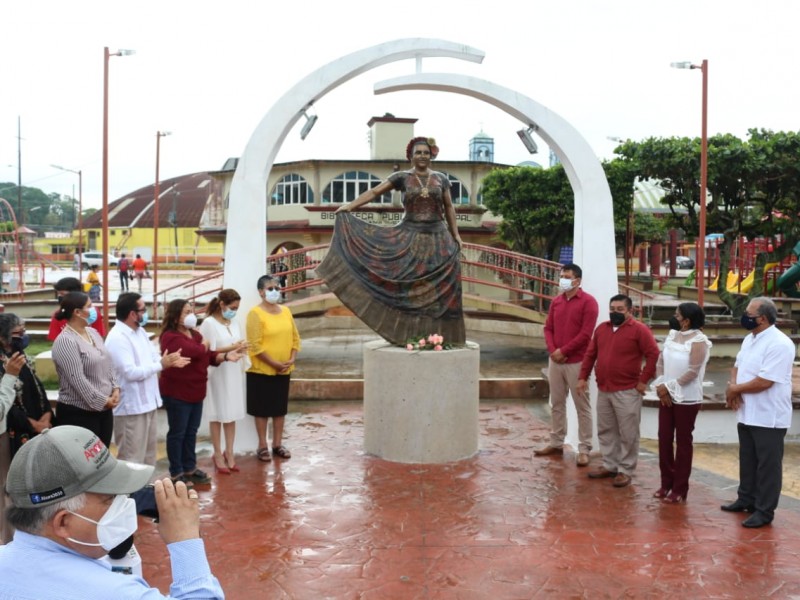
[
  {"x1": 135, "y1": 308, "x2": 147, "y2": 313},
  {"x1": 264, "y1": 286, "x2": 279, "y2": 291}
]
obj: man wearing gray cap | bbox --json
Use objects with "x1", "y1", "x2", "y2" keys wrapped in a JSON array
[{"x1": 0, "y1": 426, "x2": 224, "y2": 599}]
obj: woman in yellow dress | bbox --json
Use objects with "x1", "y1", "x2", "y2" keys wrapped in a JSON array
[{"x1": 246, "y1": 274, "x2": 301, "y2": 462}]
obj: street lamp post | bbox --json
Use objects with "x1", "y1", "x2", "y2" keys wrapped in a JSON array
[
  {"x1": 671, "y1": 59, "x2": 708, "y2": 307},
  {"x1": 153, "y1": 131, "x2": 171, "y2": 317},
  {"x1": 51, "y1": 164, "x2": 83, "y2": 280},
  {"x1": 102, "y1": 46, "x2": 134, "y2": 333}
]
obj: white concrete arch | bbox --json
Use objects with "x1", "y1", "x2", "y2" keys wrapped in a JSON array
[
  {"x1": 224, "y1": 39, "x2": 485, "y2": 310},
  {"x1": 374, "y1": 73, "x2": 617, "y2": 307}
]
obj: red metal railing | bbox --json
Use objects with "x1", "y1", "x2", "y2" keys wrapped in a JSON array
[{"x1": 151, "y1": 243, "x2": 650, "y2": 322}]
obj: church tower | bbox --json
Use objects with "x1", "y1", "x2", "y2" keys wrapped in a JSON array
[{"x1": 469, "y1": 130, "x2": 494, "y2": 162}]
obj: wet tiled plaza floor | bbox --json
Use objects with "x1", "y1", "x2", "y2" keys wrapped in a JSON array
[{"x1": 135, "y1": 399, "x2": 800, "y2": 599}]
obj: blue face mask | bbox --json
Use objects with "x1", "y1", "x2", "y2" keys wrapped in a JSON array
[
  {"x1": 222, "y1": 309, "x2": 237, "y2": 320},
  {"x1": 84, "y1": 306, "x2": 98, "y2": 326},
  {"x1": 740, "y1": 313, "x2": 759, "y2": 331},
  {"x1": 138, "y1": 311, "x2": 149, "y2": 327},
  {"x1": 10, "y1": 334, "x2": 29, "y2": 355}
]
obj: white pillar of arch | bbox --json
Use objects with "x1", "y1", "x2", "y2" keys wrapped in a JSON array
[
  {"x1": 375, "y1": 74, "x2": 616, "y2": 453},
  {"x1": 223, "y1": 39, "x2": 485, "y2": 312}
]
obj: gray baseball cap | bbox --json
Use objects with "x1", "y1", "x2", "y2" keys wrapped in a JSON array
[{"x1": 6, "y1": 426, "x2": 154, "y2": 508}]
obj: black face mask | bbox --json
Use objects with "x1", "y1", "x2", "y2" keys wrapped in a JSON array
[
  {"x1": 10, "y1": 334, "x2": 29, "y2": 355},
  {"x1": 740, "y1": 313, "x2": 759, "y2": 331},
  {"x1": 609, "y1": 312, "x2": 626, "y2": 327},
  {"x1": 668, "y1": 317, "x2": 682, "y2": 331}
]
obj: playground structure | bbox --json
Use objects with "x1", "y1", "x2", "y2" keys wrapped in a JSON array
[
  {"x1": 673, "y1": 235, "x2": 800, "y2": 298},
  {"x1": 709, "y1": 237, "x2": 800, "y2": 297}
]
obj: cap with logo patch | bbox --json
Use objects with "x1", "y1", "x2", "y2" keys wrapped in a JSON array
[{"x1": 5, "y1": 426, "x2": 154, "y2": 508}]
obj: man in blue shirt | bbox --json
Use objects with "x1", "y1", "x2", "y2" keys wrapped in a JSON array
[{"x1": 0, "y1": 425, "x2": 224, "y2": 599}]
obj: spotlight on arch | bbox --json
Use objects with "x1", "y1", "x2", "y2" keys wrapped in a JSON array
[
  {"x1": 300, "y1": 109, "x2": 318, "y2": 140},
  {"x1": 517, "y1": 126, "x2": 538, "y2": 154}
]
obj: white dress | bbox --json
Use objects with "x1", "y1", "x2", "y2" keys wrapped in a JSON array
[{"x1": 199, "y1": 316, "x2": 247, "y2": 423}]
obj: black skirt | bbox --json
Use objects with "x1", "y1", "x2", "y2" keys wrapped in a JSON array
[{"x1": 246, "y1": 372, "x2": 291, "y2": 417}]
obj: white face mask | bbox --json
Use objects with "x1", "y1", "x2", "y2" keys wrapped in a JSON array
[
  {"x1": 67, "y1": 495, "x2": 138, "y2": 552},
  {"x1": 183, "y1": 313, "x2": 198, "y2": 329},
  {"x1": 265, "y1": 290, "x2": 281, "y2": 305},
  {"x1": 559, "y1": 278, "x2": 575, "y2": 293}
]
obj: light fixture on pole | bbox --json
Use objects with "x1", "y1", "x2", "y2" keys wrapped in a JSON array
[
  {"x1": 671, "y1": 59, "x2": 708, "y2": 307},
  {"x1": 51, "y1": 164, "x2": 83, "y2": 281},
  {"x1": 516, "y1": 125, "x2": 539, "y2": 154},
  {"x1": 299, "y1": 107, "x2": 318, "y2": 140},
  {"x1": 153, "y1": 131, "x2": 171, "y2": 317},
  {"x1": 102, "y1": 46, "x2": 135, "y2": 333}
]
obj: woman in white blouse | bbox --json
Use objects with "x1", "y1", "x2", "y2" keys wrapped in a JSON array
[
  {"x1": 653, "y1": 302, "x2": 712, "y2": 504},
  {"x1": 199, "y1": 289, "x2": 248, "y2": 473}
]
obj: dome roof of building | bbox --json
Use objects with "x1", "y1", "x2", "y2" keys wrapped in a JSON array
[{"x1": 82, "y1": 172, "x2": 216, "y2": 229}]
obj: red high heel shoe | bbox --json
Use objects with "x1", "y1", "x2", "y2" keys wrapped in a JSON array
[
  {"x1": 213, "y1": 455, "x2": 230, "y2": 475},
  {"x1": 223, "y1": 451, "x2": 240, "y2": 472},
  {"x1": 653, "y1": 488, "x2": 670, "y2": 499}
]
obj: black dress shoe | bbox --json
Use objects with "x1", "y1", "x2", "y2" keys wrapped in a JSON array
[
  {"x1": 720, "y1": 500, "x2": 754, "y2": 513},
  {"x1": 742, "y1": 512, "x2": 772, "y2": 528}
]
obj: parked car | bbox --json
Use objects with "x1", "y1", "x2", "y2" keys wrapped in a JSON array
[
  {"x1": 664, "y1": 256, "x2": 695, "y2": 270},
  {"x1": 75, "y1": 252, "x2": 118, "y2": 269}
]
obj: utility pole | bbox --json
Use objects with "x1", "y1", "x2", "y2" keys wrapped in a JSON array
[{"x1": 16, "y1": 116, "x2": 22, "y2": 224}]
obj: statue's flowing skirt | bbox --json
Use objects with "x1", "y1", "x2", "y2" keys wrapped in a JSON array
[{"x1": 317, "y1": 213, "x2": 465, "y2": 346}]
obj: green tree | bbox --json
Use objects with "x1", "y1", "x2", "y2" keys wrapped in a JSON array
[
  {"x1": 481, "y1": 161, "x2": 636, "y2": 260},
  {"x1": 0, "y1": 182, "x2": 53, "y2": 225},
  {"x1": 617, "y1": 132, "x2": 800, "y2": 314},
  {"x1": 480, "y1": 165, "x2": 573, "y2": 259}
]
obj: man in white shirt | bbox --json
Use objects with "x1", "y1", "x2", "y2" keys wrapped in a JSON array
[
  {"x1": 722, "y1": 297, "x2": 795, "y2": 528},
  {"x1": 105, "y1": 293, "x2": 189, "y2": 464}
]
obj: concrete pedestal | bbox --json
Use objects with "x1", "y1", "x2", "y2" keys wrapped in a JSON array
[{"x1": 363, "y1": 340, "x2": 480, "y2": 463}]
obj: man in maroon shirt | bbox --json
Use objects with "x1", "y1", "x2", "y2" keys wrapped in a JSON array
[
  {"x1": 534, "y1": 263, "x2": 598, "y2": 466},
  {"x1": 577, "y1": 294, "x2": 659, "y2": 488}
]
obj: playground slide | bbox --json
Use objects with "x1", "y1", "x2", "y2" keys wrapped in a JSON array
[
  {"x1": 777, "y1": 262, "x2": 800, "y2": 298},
  {"x1": 735, "y1": 262, "x2": 779, "y2": 294},
  {"x1": 708, "y1": 271, "x2": 739, "y2": 292}
]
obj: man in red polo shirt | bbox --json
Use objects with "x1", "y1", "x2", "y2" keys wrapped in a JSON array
[
  {"x1": 578, "y1": 294, "x2": 659, "y2": 488},
  {"x1": 534, "y1": 263, "x2": 598, "y2": 466}
]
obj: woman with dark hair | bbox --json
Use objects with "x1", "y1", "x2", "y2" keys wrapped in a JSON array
[
  {"x1": 317, "y1": 136, "x2": 465, "y2": 346},
  {"x1": 0, "y1": 314, "x2": 30, "y2": 543},
  {"x1": 51, "y1": 292, "x2": 118, "y2": 446},
  {"x1": 199, "y1": 289, "x2": 248, "y2": 473},
  {"x1": 159, "y1": 299, "x2": 245, "y2": 486},
  {"x1": 47, "y1": 276, "x2": 105, "y2": 340},
  {"x1": 246, "y1": 275, "x2": 300, "y2": 462},
  {"x1": 652, "y1": 302, "x2": 712, "y2": 504},
  {"x1": 1, "y1": 313, "x2": 53, "y2": 455}
]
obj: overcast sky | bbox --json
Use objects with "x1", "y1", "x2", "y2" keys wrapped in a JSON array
[{"x1": 1, "y1": 0, "x2": 798, "y2": 211}]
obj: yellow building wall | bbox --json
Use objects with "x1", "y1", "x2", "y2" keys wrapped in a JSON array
[{"x1": 35, "y1": 227, "x2": 224, "y2": 265}]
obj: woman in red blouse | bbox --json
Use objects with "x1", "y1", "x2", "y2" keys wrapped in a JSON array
[{"x1": 159, "y1": 299, "x2": 244, "y2": 486}]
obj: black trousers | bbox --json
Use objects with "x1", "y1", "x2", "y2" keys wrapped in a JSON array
[
  {"x1": 56, "y1": 403, "x2": 114, "y2": 448},
  {"x1": 737, "y1": 423, "x2": 786, "y2": 519}
]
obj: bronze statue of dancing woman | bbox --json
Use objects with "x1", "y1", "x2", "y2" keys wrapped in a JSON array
[{"x1": 317, "y1": 136, "x2": 465, "y2": 346}]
